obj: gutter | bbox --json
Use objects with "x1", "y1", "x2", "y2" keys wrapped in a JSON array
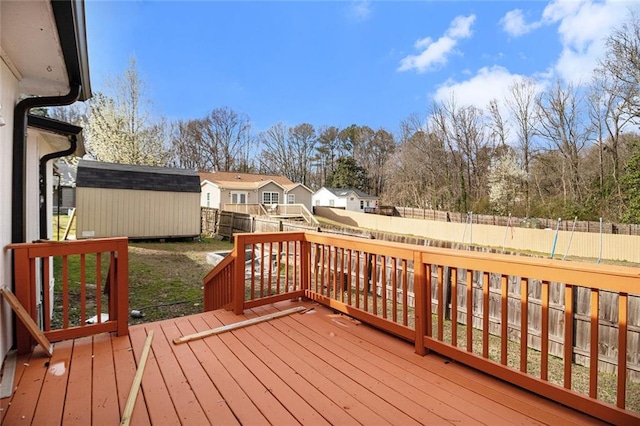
[
  {"x1": 28, "y1": 114, "x2": 83, "y2": 239},
  {"x1": 11, "y1": 0, "x2": 91, "y2": 244},
  {"x1": 11, "y1": 85, "x2": 81, "y2": 243}
]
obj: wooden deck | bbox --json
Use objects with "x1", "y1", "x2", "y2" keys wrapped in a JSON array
[{"x1": 1, "y1": 300, "x2": 605, "y2": 425}]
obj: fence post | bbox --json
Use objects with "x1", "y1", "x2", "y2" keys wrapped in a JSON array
[
  {"x1": 233, "y1": 234, "x2": 246, "y2": 314},
  {"x1": 413, "y1": 250, "x2": 428, "y2": 355}
]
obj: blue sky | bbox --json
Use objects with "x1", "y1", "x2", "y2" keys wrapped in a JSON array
[{"x1": 85, "y1": 0, "x2": 639, "y2": 135}]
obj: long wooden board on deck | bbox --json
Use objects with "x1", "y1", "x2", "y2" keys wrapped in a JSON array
[
  {"x1": 173, "y1": 306, "x2": 306, "y2": 344},
  {"x1": 0, "y1": 288, "x2": 52, "y2": 357}
]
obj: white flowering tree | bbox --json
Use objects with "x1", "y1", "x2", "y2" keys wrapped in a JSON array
[
  {"x1": 86, "y1": 58, "x2": 169, "y2": 166},
  {"x1": 488, "y1": 149, "x2": 526, "y2": 215}
]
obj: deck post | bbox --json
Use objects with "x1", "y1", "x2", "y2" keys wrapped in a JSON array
[
  {"x1": 233, "y1": 234, "x2": 246, "y2": 314},
  {"x1": 116, "y1": 239, "x2": 129, "y2": 336},
  {"x1": 300, "y1": 238, "x2": 310, "y2": 296},
  {"x1": 413, "y1": 250, "x2": 428, "y2": 355},
  {"x1": 13, "y1": 247, "x2": 34, "y2": 354}
]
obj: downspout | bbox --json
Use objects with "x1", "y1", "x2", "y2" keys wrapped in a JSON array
[
  {"x1": 11, "y1": 84, "x2": 81, "y2": 244},
  {"x1": 39, "y1": 136, "x2": 78, "y2": 240}
]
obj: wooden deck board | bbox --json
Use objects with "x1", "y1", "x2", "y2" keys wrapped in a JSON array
[
  {"x1": 161, "y1": 319, "x2": 239, "y2": 425},
  {"x1": 213, "y1": 309, "x2": 362, "y2": 426},
  {"x1": 111, "y1": 332, "x2": 151, "y2": 425},
  {"x1": 128, "y1": 325, "x2": 181, "y2": 425},
  {"x1": 63, "y1": 336, "x2": 93, "y2": 425},
  {"x1": 92, "y1": 333, "x2": 120, "y2": 425},
  {"x1": 2, "y1": 347, "x2": 48, "y2": 424},
  {"x1": 32, "y1": 339, "x2": 73, "y2": 425},
  {"x1": 177, "y1": 315, "x2": 269, "y2": 425},
  {"x1": 252, "y1": 305, "x2": 445, "y2": 425},
  {"x1": 191, "y1": 314, "x2": 299, "y2": 425},
  {"x1": 270, "y1": 305, "x2": 537, "y2": 426},
  {"x1": 0, "y1": 300, "x2": 609, "y2": 425}
]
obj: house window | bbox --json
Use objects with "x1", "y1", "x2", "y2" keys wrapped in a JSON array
[
  {"x1": 360, "y1": 200, "x2": 364, "y2": 210},
  {"x1": 231, "y1": 192, "x2": 248, "y2": 204},
  {"x1": 262, "y1": 191, "x2": 279, "y2": 204},
  {"x1": 329, "y1": 199, "x2": 335, "y2": 206},
  {"x1": 287, "y1": 194, "x2": 295, "y2": 204}
]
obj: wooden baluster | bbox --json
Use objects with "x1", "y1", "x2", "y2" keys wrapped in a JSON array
[
  {"x1": 521, "y1": 277, "x2": 529, "y2": 373},
  {"x1": 392, "y1": 257, "x2": 397, "y2": 323},
  {"x1": 451, "y1": 268, "x2": 457, "y2": 347},
  {"x1": 437, "y1": 265, "x2": 444, "y2": 340},
  {"x1": 589, "y1": 288, "x2": 599, "y2": 398},
  {"x1": 501, "y1": 274, "x2": 508, "y2": 365},
  {"x1": 402, "y1": 259, "x2": 408, "y2": 327},
  {"x1": 355, "y1": 251, "x2": 360, "y2": 309},
  {"x1": 617, "y1": 292, "x2": 628, "y2": 409},
  {"x1": 541, "y1": 280, "x2": 550, "y2": 381},
  {"x1": 563, "y1": 284, "x2": 574, "y2": 388},
  {"x1": 347, "y1": 249, "x2": 353, "y2": 306},
  {"x1": 482, "y1": 272, "x2": 489, "y2": 359},
  {"x1": 466, "y1": 270, "x2": 473, "y2": 352},
  {"x1": 80, "y1": 254, "x2": 86, "y2": 326},
  {"x1": 381, "y1": 256, "x2": 387, "y2": 319},
  {"x1": 43, "y1": 256, "x2": 51, "y2": 331}
]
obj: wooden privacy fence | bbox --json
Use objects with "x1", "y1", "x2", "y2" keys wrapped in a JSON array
[
  {"x1": 7, "y1": 238, "x2": 129, "y2": 354},
  {"x1": 395, "y1": 206, "x2": 640, "y2": 235},
  {"x1": 203, "y1": 231, "x2": 640, "y2": 424}
]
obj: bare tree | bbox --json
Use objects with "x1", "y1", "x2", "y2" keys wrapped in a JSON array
[
  {"x1": 170, "y1": 107, "x2": 254, "y2": 172},
  {"x1": 505, "y1": 77, "x2": 538, "y2": 216},
  {"x1": 258, "y1": 122, "x2": 317, "y2": 185},
  {"x1": 535, "y1": 81, "x2": 592, "y2": 207}
]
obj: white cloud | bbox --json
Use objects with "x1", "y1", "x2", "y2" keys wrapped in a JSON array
[
  {"x1": 501, "y1": 1, "x2": 637, "y2": 84},
  {"x1": 398, "y1": 14, "x2": 476, "y2": 73},
  {"x1": 347, "y1": 0, "x2": 372, "y2": 22},
  {"x1": 500, "y1": 9, "x2": 541, "y2": 37},
  {"x1": 430, "y1": 66, "x2": 547, "y2": 145},
  {"x1": 433, "y1": 66, "x2": 524, "y2": 109}
]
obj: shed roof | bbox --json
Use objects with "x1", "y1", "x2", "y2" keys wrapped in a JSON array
[{"x1": 77, "y1": 160, "x2": 200, "y2": 193}]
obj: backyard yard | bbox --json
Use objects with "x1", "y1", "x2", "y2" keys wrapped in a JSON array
[{"x1": 51, "y1": 215, "x2": 233, "y2": 325}]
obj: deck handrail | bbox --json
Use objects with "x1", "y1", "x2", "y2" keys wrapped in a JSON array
[
  {"x1": 7, "y1": 237, "x2": 129, "y2": 354},
  {"x1": 202, "y1": 230, "x2": 640, "y2": 424}
]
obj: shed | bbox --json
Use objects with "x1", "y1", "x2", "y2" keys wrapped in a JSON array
[{"x1": 75, "y1": 160, "x2": 201, "y2": 239}]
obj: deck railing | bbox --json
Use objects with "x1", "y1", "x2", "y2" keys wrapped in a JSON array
[
  {"x1": 203, "y1": 231, "x2": 640, "y2": 424},
  {"x1": 8, "y1": 238, "x2": 129, "y2": 354}
]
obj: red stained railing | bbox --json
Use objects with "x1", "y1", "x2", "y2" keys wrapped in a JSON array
[
  {"x1": 203, "y1": 231, "x2": 640, "y2": 424},
  {"x1": 8, "y1": 238, "x2": 129, "y2": 354}
]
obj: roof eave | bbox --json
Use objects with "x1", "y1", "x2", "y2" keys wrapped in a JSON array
[{"x1": 51, "y1": 0, "x2": 92, "y2": 101}]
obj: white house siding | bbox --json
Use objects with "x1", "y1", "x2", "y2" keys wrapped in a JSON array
[
  {"x1": 0, "y1": 58, "x2": 18, "y2": 360},
  {"x1": 201, "y1": 181, "x2": 221, "y2": 209},
  {"x1": 312, "y1": 188, "x2": 346, "y2": 209}
]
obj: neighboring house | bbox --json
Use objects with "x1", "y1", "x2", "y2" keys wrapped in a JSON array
[
  {"x1": 1, "y1": 0, "x2": 92, "y2": 361},
  {"x1": 76, "y1": 160, "x2": 201, "y2": 239},
  {"x1": 312, "y1": 187, "x2": 379, "y2": 212},
  {"x1": 53, "y1": 160, "x2": 78, "y2": 214},
  {"x1": 199, "y1": 171, "x2": 313, "y2": 211}
]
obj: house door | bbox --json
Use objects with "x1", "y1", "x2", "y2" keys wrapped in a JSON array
[{"x1": 231, "y1": 192, "x2": 248, "y2": 204}]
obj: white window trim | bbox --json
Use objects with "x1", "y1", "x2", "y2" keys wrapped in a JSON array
[
  {"x1": 262, "y1": 191, "x2": 279, "y2": 204},
  {"x1": 230, "y1": 191, "x2": 248, "y2": 204}
]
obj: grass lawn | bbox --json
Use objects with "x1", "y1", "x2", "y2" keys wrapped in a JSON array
[{"x1": 51, "y1": 237, "x2": 233, "y2": 327}]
